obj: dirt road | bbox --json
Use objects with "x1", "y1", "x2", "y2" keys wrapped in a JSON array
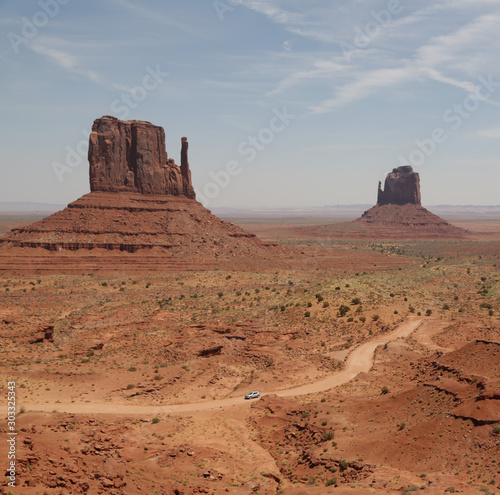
[{"x1": 25, "y1": 317, "x2": 424, "y2": 415}]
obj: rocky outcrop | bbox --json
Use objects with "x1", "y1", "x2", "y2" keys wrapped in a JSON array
[
  {"x1": 377, "y1": 165, "x2": 421, "y2": 206},
  {"x1": 89, "y1": 116, "x2": 195, "y2": 198}
]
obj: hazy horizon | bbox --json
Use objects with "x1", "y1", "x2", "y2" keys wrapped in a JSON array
[{"x1": 1, "y1": 1, "x2": 500, "y2": 209}]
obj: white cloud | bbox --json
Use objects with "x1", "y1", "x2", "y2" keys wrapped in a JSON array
[
  {"x1": 309, "y1": 12, "x2": 500, "y2": 113},
  {"x1": 477, "y1": 128, "x2": 500, "y2": 138},
  {"x1": 30, "y1": 39, "x2": 129, "y2": 92}
]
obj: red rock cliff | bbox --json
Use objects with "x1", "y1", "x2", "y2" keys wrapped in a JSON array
[
  {"x1": 88, "y1": 116, "x2": 196, "y2": 198},
  {"x1": 377, "y1": 165, "x2": 421, "y2": 206}
]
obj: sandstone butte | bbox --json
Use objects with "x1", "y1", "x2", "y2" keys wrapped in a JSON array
[
  {"x1": 286, "y1": 165, "x2": 467, "y2": 240},
  {"x1": 355, "y1": 165, "x2": 467, "y2": 237},
  {"x1": 0, "y1": 116, "x2": 288, "y2": 274}
]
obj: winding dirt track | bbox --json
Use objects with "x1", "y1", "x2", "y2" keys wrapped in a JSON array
[{"x1": 25, "y1": 317, "x2": 424, "y2": 416}]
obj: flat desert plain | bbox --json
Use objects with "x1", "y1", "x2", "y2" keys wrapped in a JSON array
[{"x1": 1, "y1": 214, "x2": 499, "y2": 495}]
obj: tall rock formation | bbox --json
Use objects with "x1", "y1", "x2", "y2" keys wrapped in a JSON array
[
  {"x1": 377, "y1": 165, "x2": 421, "y2": 206},
  {"x1": 353, "y1": 165, "x2": 466, "y2": 237},
  {"x1": 291, "y1": 164, "x2": 467, "y2": 239},
  {"x1": 0, "y1": 116, "x2": 289, "y2": 273},
  {"x1": 89, "y1": 116, "x2": 195, "y2": 198}
]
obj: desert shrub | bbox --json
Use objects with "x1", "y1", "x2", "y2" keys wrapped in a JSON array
[
  {"x1": 152, "y1": 417, "x2": 160, "y2": 424},
  {"x1": 492, "y1": 425, "x2": 500, "y2": 435},
  {"x1": 480, "y1": 302, "x2": 492, "y2": 309},
  {"x1": 390, "y1": 293, "x2": 395, "y2": 298},
  {"x1": 408, "y1": 306, "x2": 415, "y2": 313},
  {"x1": 351, "y1": 297, "x2": 361, "y2": 305},
  {"x1": 304, "y1": 311, "x2": 311, "y2": 318},
  {"x1": 236, "y1": 291, "x2": 242, "y2": 296},
  {"x1": 323, "y1": 301, "x2": 329, "y2": 308},
  {"x1": 126, "y1": 384, "x2": 135, "y2": 390},
  {"x1": 307, "y1": 302, "x2": 312, "y2": 308},
  {"x1": 217, "y1": 292, "x2": 223, "y2": 298},
  {"x1": 444, "y1": 488, "x2": 457, "y2": 493},
  {"x1": 359, "y1": 316, "x2": 366, "y2": 323},
  {"x1": 339, "y1": 460, "x2": 349, "y2": 471},
  {"x1": 280, "y1": 305, "x2": 286, "y2": 312},
  {"x1": 337, "y1": 305, "x2": 350, "y2": 317},
  {"x1": 321, "y1": 431, "x2": 335, "y2": 442},
  {"x1": 443, "y1": 304, "x2": 450, "y2": 310},
  {"x1": 381, "y1": 386, "x2": 389, "y2": 395},
  {"x1": 489, "y1": 310, "x2": 494, "y2": 316},
  {"x1": 372, "y1": 314, "x2": 380, "y2": 321},
  {"x1": 325, "y1": 478, "x2": 337, "y2": 486},
  {"x1": 127, "y1": 367, "x2": 137, "y2": 372},
  {"x1": 425, "y1": 309, "x2": 432, "y2": 316},
  {"x1": 335, "y1": 286, "x2": 340, "y2": 291},
  {"x1": 347, "y1": 317, "x2": 354, "y2": 322}
]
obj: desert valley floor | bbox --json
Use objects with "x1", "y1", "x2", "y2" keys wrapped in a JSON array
[{"x1": 1, "y1": 215, "x2": 499, "y2": 495}]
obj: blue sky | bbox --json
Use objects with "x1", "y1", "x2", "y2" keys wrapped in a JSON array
[{"x1": 1, "y1": 0, "x2": 499, "y2": 208}]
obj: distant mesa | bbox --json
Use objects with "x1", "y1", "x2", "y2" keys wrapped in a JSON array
[{"x1": 0, "y1": 116, "x2": 287, "y2": 273}]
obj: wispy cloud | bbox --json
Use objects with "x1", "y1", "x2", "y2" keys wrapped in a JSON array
[
  {"x1": 106, "y1": 0, "x2": 200, "y2": 36},
  {"x1": 477, "y1": 127, "x2": 500, "y2": 138},
  {"x1": 235, "y1": 0, "x2": 303, "y2": 25},
  {"x1": 30, "y1": 39, "x2": 130, "y2": 92},
  {"x1": 309, "y1": 12, "x2": 500, "y2": 113}
]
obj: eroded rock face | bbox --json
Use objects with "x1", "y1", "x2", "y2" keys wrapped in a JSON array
[
  {"x1": 377, "y1": 165, "x2": 421, "y2": 206},
  {"x1": 89, "y1": 116, "x2": 195, "y2": 198}
]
